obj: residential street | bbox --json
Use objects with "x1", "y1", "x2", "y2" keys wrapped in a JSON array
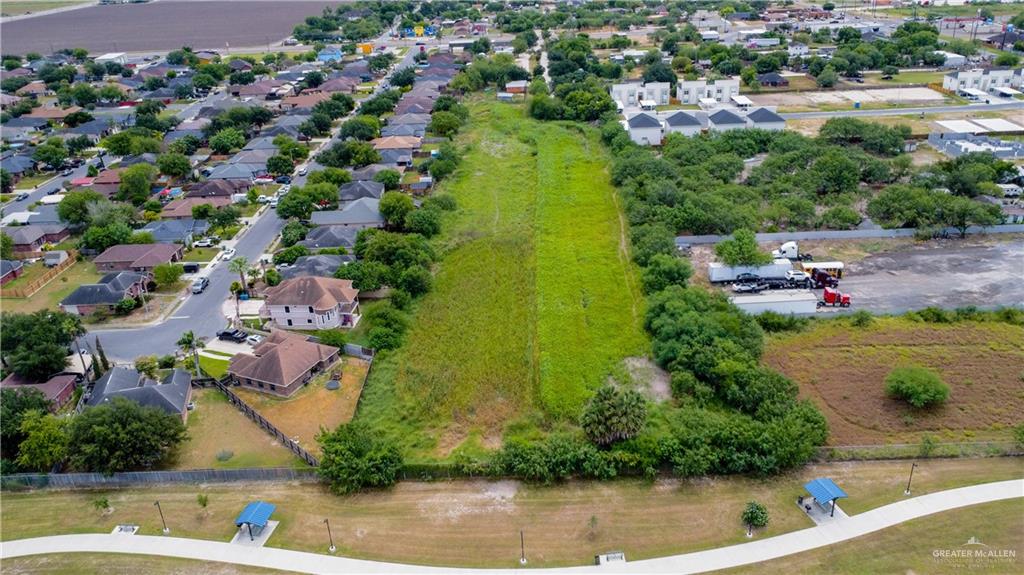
[
  {"x1": 2, "y1": 480, "x2": 1020, "y2": 574},
  {"x1": 781, "y1": 100, "x2": 1024, "y2": 119}
]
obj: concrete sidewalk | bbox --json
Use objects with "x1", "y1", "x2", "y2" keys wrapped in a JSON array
[{"x1": 1, "y1": 480, "x2": 1020, "y2": 574}]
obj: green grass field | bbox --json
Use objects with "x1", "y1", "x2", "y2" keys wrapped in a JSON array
[
  {"x1": 198, "y1": 355, "x2": 230, "y2": 379},
  {"x1": 356, "y1": 100, "x2": 647, "y2": 460},
  {"x1": 1, "y1": 261, "x2": 100, "y2": 314}
]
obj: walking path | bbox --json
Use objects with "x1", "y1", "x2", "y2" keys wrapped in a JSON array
[{"x1": 2, "y1": 480, "x2": 1021, "y2": 574}]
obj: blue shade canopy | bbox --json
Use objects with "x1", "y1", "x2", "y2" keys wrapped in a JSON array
[
  {"x1": 235, "y1": 501, "x2": 276, "y2": 527},
  {"x1": 804, "y1": 478, "x2": 848, "y2": 504}
]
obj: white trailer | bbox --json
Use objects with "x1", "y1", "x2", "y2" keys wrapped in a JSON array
[
  {"x1": 708, "y1": 258, "x2": 793, "y2": 283},
  {"x1": 730, "y1": 290, "x2": 818, "y2": 315}
]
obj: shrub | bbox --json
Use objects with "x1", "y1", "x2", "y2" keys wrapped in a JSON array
[
  {"x1": 317, "y1": 423, "x2": 403, "y2": 494},
  {"x1": 885, "y1": 366, "x2": 949, "y2": 408},
  {"x1": 849, "y1": 310, "x2": 873, "y2": 327},
  {"x1": 197, "y1": 493, "x2": 209, "y2": 508},
  {"x1": 318, "y1": 329, "x2": 347, "y2": 348},
  {"x1": 742, "y1": 501, "x2": 769, "y2": 529},
  {"x1": 755, "y1": 311, "x2": 808, "y2": 333},
  {"x1": 157, "y1": 355, "x2": 176, "y2": 369},
  {"x1": 580, "y1": 386, "x2": 647, "y2": 446}
]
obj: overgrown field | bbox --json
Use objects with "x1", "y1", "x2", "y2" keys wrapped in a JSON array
[
  {"x1": 357, "y1": 100, "x2": 647, "y2": 459},
  {"x1": 764, "y1": 316, "x2": 1024, "y2": 445},
  {"x1": 2, "y1": 459, "x2": 1019, "y2": 568}
]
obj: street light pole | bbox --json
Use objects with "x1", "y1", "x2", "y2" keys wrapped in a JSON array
[
  {"x1": 154, "y1": 501, "x2": 169, "y2": 533},
  {"x1": 324, "y1": 518, "x2": 336, "y2": 553},
  {"x1": 904, "y1": 462, "x2": 918, "y2": 495},
  {"x1": 519, "y1": 530, "x2": 527, "y2": 565}
]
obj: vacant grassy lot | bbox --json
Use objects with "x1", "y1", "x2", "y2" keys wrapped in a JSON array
[
  {"x1": 171, "y1": 389, "x2": 303, "y2": 470},
  {"x1": 726, "y1": 499, "x2": 1023, "y2": 575},
  {"x1": 235, "y1": 358, "x2": 368, "y2": 455},
  {"x1": 1, "y1": 553, "x2": 289, "y2": 575},
  {"x1": 357, "y1": 100, "x2": 646, "y2": 459},
  {"x1": 12, "y1": 174, "x2": 53, "y2": 190},
  {"x1": 2, "y1": 459, "x2": 1019, "y2": 568},
  {"x1": 1, "y1": 260, "x2": 100, "y2": 314},
  {"x1": 764, "y1": 317, "x2": 1024, "y2": 445}
]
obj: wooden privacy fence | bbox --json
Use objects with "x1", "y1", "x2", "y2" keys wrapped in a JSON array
[
  {"x1": 212, "y1": 377, "x2": 320, "y2": 467},
  {"x1": 0, "y1": 250, "x2": 78, "y2": 299}
]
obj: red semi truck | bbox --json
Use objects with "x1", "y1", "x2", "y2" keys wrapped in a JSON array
[{"x1": 817, "y1": 287, "x2": 851, "y2": 308}]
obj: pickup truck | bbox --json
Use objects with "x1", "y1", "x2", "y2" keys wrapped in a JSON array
[{"x1": 217, "y1": 329, "x2": 247, "y2": 342}]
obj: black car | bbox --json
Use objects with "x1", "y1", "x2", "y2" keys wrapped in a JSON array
[
  {"x1": 762, "y1": 278, "x2": 791, "y2": 290},
  {"x1": 275, "y1": 175, "x2": 292, "y2": 184},
  {"x1": 217, "y1": 329, "x2": 248, "y2": 343},
  {"x1": 734, "y1": 273, "x2": 761, "y2": 283}
]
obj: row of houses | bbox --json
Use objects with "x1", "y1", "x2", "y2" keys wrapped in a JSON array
[{"x1": 623, "y1": 107, "x2": 786, "y2": 146}]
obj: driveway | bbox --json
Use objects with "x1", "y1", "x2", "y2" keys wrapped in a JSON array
[{"x1": 842, "y1": 241, "x2": 1024, "y2": 314}]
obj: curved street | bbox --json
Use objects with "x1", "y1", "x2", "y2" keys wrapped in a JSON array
[{"x1": 2, "y1": 479, "x2": 1020, "y2": 574}]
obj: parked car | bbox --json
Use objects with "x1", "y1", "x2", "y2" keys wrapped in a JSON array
[
  {"x1": 269, "y1": 198, "x2": 279, "y2": 208},
  {"x1": 279, "y1": 184, "x2": 291, "y2": 194},
  {"x1": 732, "y1": 282, "x2": 768, "y2": 294},
  {"x1": 247, "y1": 334, "x2": 264, "y2": 345},
  {"x1": 734, "y1": 273, "x2": 761, "y2": 283},
  {"x1": 191, "y1": 276, "x2": 209, "y2": 294},
  {"x1": 216, "y1": 329, "x2": 248, "y2": 342},
  {"x1": 60, "y1": 168, "x2": 73, "y2": 177},
  {"x1": 256, "y1": 195, "x2": 270, "y2": 204},
  {"x1": 296, "y1": 166, "x2": 308, "y2": 176},
  {"x1": 193, "y1": 238, "x2": 214, "y2": 248},
  {"x1": 221, "y1": 247, "x2": 236, "y2": 260},
  {"x1": 275, "y1": 175, "x2": 292, "y2": 184},
  {"x1": 253, "y1": 176, "x2": 274, "y2": 184}
]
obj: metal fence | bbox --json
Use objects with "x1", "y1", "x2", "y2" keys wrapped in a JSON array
[
  {"x1": 676, "y1": 224, "x2": 1024, "y2": 245},
  {"x1": 1, "y1": 467, "x2": 318, "y2": 490},
  {"x1": 212, "y1": 378, "x2": 320, "y2": 467}
]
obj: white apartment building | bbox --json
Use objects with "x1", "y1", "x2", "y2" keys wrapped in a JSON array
[
  {"x1": 610, "y1": 81, "x2": 673, "y2": 108},
  {"x1": 942, "y1": 68, "x2": 1022, "y2": 94},
  {"x1": 676, "y1": 77, "x2": 740, "y2": 105}
]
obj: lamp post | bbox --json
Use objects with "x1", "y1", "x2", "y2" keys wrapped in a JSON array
[
  {"x1": 904, "y1": 462, "x2": 918, "y2": 495},
  {"x1": 154, "y1": 501, "x2": 169, "y2": 533},
  {"x1": 519, "y1": 530, "x2": 527, "y2": 565},
  {"x1": 324, "y1": 518, "x2": 336, "y2": 553}
]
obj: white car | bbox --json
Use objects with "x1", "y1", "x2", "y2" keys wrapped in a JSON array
[
  {"x1": 269, "y1": 198, "x2": 279, "y2": 208},
  {"x1": 247, "y1": 334, "x2": 264, "y2": 345},
  {"x1": 253, "y1": 177, "x2": 274, "y2": 185},
  {"x1": 296, "y1": 167, "x2": 308, "y2": 176},
  {"x1": 279, "y1": 184, "x2": 291, "y2": 194},
  {"x1": 256, "y1": 195, "x2": 270, "y2": 204},
  {"x1": 193, "y1": 238, "x2": 214, "y2": 248},
  {"x1": 221, "y1": 247, "x2": 236, "y2": 260}
]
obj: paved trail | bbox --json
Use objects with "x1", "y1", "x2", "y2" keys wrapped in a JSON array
[{"x1": 2, "y1": 480, "x2": 1021, "y2": 574}]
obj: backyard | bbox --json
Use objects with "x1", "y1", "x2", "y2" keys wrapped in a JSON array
[
  {"x1": 355, "y1": 99, "x2": 647, "y2": 460},
  {"x1": 234, "y1": 357, "x2": 369, "y2": 456},
  {"x1": 171, "y1": 389, "x2": 304, "y2": 470},
  {"x1": 764, "y1": 316, "x2": 1024, "y2": 445},
  {"x1": 1, "y1": 458, "x2": 1020, "y2": 568},
  {"x1": 0, "y1": 260, "x2": 100, "y2": 314}
]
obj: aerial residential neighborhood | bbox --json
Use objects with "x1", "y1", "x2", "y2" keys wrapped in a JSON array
[{"x1": 0, "y1": 1, "x2": 1021, "y2": 574}]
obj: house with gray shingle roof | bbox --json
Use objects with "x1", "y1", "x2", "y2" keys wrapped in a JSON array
[
  {"x1": 60, "y1": 271, "x2": 148, "y2": 316},
  {"x1": 663, "y1": 111, "x2": 701, "y2": 137},
  {"x1": 310, "y1": 198, "x2": 384, "y2": 229},
  {"x1": 708, "y1": 108, "x2": 747, "y2": 132},
  {"x1": 87, "y1": 366, "x2": 192, "y2": 422},
  {"x1": 745, "y1": 107, "x2": 786, "y2": 131}
]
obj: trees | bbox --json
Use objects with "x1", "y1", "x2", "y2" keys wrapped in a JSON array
[
  {"x1": 228, "y1": 256, "x2": 250, "y2": 292},
  {"x1": 280, "y1": 220, "x2": 308, "y2": 247},
  {"x1": 176, "y1": 330, "x2": 204, "y2": 376},
  {"x1": 273, "y1": 245, "x2": 308, "y2": 265},
  {"x1": 379, "y1": 192, "x2": 414, "y2": 228},
  {"x1": 580, "y1": 385, "x2": 647, "y2": 447},
  {"x1": 429, "y1": 110, "x2": 462, "y2": 138},
  {"x1": 209, "y1": 127, "x2": 246, "y2": 155},
  {"x1": 307, "y1": 167, "x2": 352, "y2": 187},
  {"x1": 1, "y1": 169, "x2": 12, "y2": 194},
  {"x1": 0, "y1": 310, "x2": 83, "y2": 381},
  {"x1": 266, "y1": 154, "x2": 294, "y2": 176},
  {"x1": 373, "y1": 169, "x2": 401, "y2": 190},
  {"x1": 14, "y1": 410, "x2": 69, "y2": 472},
  {"x1": 397, "y1": 265, "x2": 431, "y2": 297},
  {"x1": 404, "y1": 208, "x2": 442, "y2": 237},
  {"x1": 134, "y1": 355, "x2": 159, "y2": 379},
  {"x1": 630, "y1": 223, "x2": 676, "y2": 266},
  {"x1": 317, "y1": 423, "x2": 403, "y2": 494},
  {"x1": 390, "y1": 66, "x2": 416, "y2": 88},
  {"x1": 81, "y1": 221, "x2": 133, "y2": 251},
  {"x1": 317, "y1": 140, "x2": 381, "y2": 168},
  {"x1": 0, "y1": 232, "x2": 12, "y2": 260},
  {"x1": 641, "y1": 254, "x2": 693, "y2": 294},
  {"x1": 67, "y1": 397, "x2": 187, "y2": 473},
  {"x1": 742, "y1": 501, "x2": 770, "y2": 531},
  {"x1": 941, "y1": 195, "x2": 1002, "y2": 237},
  {"x1": 813, "y1": 150, "x2": 859, "y2": 195},
  {"x1": 32, "y1": 139, "x2": 67, "y2": 169},
  {"x1": 156, "y1": 153, "x2": 192, "y2": 179},
  {"x1": 885, "y1": 366, "x2": 949, "y2": 408},
  {"x1": 153, "y1": 263, "x2": 184, "y2": 287},
  {"x1": 118, "y1": 163, "x2": 159, "y2": 205},
  {"x1": 815, "y1": 66, "x2": 838, "y2": 87},
  {"x1": 714, "y1": 229, "x2": 771, "y2": 266},
  {"x1": 338, "y1": 115, "x2": 380, "y2": 141},
  {"x1": 0, "y1": 388, "x2": 50, "y2": 460}
]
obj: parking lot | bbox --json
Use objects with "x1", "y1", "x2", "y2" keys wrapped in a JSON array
[{"x1": 841, "y1": 240, "x2": 1024, "y2": 314}]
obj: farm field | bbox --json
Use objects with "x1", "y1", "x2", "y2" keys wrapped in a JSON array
[
  {"x1": 725, "y1": 499, "x2": 1023, "y2": 575},
  {"x1": 1, "y1": 459, "x2": 1020, "y2": 568},
  {"x1": 356, "y1": 100, "x2": 647, "y2": 460},
  {"x1": 764, "y1": 316, "x2": 1024, "y2": 446},
  {"x1": 0, "y1": 0, "x2": 347, "y2": 54},
  {"x1": 171, "y1": 389, "x2": 304, "y2": 471},
  {"x1": 0, "y1": 553, "x2": 289, "y2": 575},
  {"x1": 235, "y1": 358, "x2": 369, "y2": 456}
]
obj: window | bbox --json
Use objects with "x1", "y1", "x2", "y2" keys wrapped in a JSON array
[
  {"x1": 258, "y1": 382, "x2": 264, "y2": 388},
  {"x1": 284, "y1": 306, "x2": 290, "y2": 313},
  {"x1": 307, "y1": 319, "x2": 313, "y2": 324},
  {"x1": 270, "y1": 384, "x2": 276, "y2": 391},
  {"x1": 287, "y1": 319, "x2": 293, "y2": 326},
  {"x1": 308, "y1": 306, "x2": 314, "y2": 313}
]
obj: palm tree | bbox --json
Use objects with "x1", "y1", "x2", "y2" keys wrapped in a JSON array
[
  {"x1": 176, "y1": 331, "x2": 205, "y2": 376},
  {"x1": 227, "y1": 255, "x2": 250, "y2": 290}
]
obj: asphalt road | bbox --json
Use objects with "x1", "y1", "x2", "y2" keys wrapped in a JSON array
[
  {"x1": 781, "y1": 100, "x2": 1024, "y2": 119},
  {"x1": 84, "y1": 37, "x2": 416, "y2": 362}
]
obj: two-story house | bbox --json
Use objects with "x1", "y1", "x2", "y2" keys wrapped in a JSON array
[{"x1": 261, "y1": 276, "x2": 361, "y2": 330}]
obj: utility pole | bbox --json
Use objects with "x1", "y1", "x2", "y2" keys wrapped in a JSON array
[
  {"x1": 519, "y1": 530, "x2": 527, "y2": 565},
  {"x1": 904, "y1": 462, "x2": 918, "y2": 495},
  {"x1": 154, "y1": 501, "x2": 169, "y2": 533}
]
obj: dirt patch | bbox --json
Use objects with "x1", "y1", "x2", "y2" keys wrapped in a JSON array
[
  {"x1": 416, "y1": 480, "x2": 519, "y2": 523},
  {"x1": 764, "y1": 318, "x2": 1024, "y2": 445},
  {"x1": 623, "y1": 356, "x2": 671, "y2": 402}
]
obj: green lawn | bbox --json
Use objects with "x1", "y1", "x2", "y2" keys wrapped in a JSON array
[
  {"x1": 0, "y1": 261, "x2": 100, "y2": 314},
  {"x1": 198, "y1": 355, "x2": 230, "y2": 379},
  {"x1": 182, "y1": 247, "x2": 219, "y2": 262},
  {"x1": 0, "y1": 554, "x2": 290, "y2": 575},
  {"x1": 13, "y1": 174, "x2": 55, "y2": 190},
  {"x1": 356, "y1": 100, "x2": 647, "y2": 460},
  {"x1": 865, "y1": 70, "x2": 946, "y2": 86},
  {"x1": 1, "y1": 261, "x2": 51, "y2": 289}
]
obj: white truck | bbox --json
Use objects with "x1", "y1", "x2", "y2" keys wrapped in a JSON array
[
  {"x1": 707, "y1": 259, "x2": 793, "y2": 283},
  {"x1": 771, "y1": 241, "x2": 813, "y2": 261}
]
